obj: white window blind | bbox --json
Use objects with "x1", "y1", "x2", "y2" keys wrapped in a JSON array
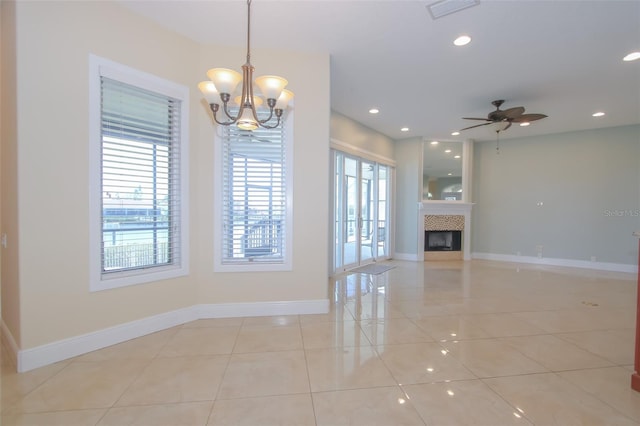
[
  {"x1": 221, "y1": 124, "x2": 287, "y2": 264},
  {"x1": 100, "y1": 76, "x2": 182, "y2": 274}
]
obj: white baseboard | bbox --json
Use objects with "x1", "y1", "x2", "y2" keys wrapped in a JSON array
[
  {"x1": 17, "y1": 306, "x2": 197, "y2": 373},
  {"x1": 472, "y1": 252, "x2": 638, "y2": 274},
  {"x1": 13, "y1": 299, "x2": 329, "y2": 373},
  {"x1": 196, "y1": 299, "x2": 329, "y2": 318},
  {"x1": 393, "y1": 252, "x2": 421, "y2": 261},
  {"x1": 380, "y1": 251, "x2": 637, "y2": 274}
]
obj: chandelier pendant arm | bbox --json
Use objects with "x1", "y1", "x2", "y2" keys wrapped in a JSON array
[
  {"x1": 209, "y1": 103, "x2": 237, "y2": 126},
  {"x1": 260, "y1": 116, "x2": 281, "y2": 129},
  {"x1": 218, "y1": 92, "x2": 239, "y2": 122},
  {"x1": 221, "y1": 103, "x2": 239, "y2": 123},
  {"x1": 266, "y1": 109, "x2": 284, "y2": 128},
  {"x1": 258, "y1": 99, "x2": 276, "y2": 124}
]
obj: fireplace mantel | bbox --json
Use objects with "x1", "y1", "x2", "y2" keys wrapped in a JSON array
[{"x1": 418, "y1": 201, "x2": 473, "y2": 260}]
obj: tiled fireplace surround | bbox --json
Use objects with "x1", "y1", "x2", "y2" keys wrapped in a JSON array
[{"x1": 418, "y1": 202, "x2": 473, "y2": 261}]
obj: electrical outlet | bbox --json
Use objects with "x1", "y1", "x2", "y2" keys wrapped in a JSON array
[
  {"x1": 590, "y1": 256, "x2": 597, "y2": 262},
  {"x1": 536, "y1": 245, "x2": 543, "y2": 258}
]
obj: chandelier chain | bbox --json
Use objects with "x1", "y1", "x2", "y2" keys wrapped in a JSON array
[{"x1": 246, "y1": 0, "x2": 252, "y2": 65}]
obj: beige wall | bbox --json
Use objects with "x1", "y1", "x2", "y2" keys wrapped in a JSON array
[
  {"x1": 193, "y1": 47, "x2": 331, "y2": 303},
  {"x1": 1, "y1": 0, "x2": 20, "y2": 348},
  {"x1": 5, "y1": 1, "x2": 330, "y2": 351}
]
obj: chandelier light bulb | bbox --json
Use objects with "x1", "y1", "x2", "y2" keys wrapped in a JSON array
[
  {"x1": 255, "y1": 75, "x2": 288, "y2": 100},
  {"x1": 206, "y1": 68, "x2": 242, "y2": 96},
  {"x1": 237, "y1": 108, "x2": 259, "y2": 131},
  {"x1": 275, "y1": 89, "x2": 295, "y2": 110},
  {"x1": 198, "y1": 81, "x2": 219, "y2": 104}
]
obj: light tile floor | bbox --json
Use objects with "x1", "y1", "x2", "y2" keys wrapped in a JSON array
[{"x1": 2, "y1": 260, "x2": 639, "y2": 425}]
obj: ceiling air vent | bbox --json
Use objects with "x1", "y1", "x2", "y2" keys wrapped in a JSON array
[{"x1": 426, "y1": 0, "x2": 480, "y2": 19}]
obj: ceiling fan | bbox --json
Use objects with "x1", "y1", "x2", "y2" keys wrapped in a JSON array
[{"x1": 460, "y1": 100, "x2": 548, "y2": 132}]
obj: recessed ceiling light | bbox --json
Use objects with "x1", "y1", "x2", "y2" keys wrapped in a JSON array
[
  {"x1": 519, "y1": 122, "x2": 530, "y2": 127},
  {"x1": 451, "y1": 131, "x2": 460, "y2": 136},
  {"x1": 430, "y1": 141, "x2": 439, "y2": 145},
  {"x1": 592, "y1": 111, "x2": 605, "y2": 117},
  {"x1": 401, "y1": 127, "x2": 409, "y2": 132},
  {"x1": 444, "y1": 149, "x2": 452, "y2": 153},
  {"x1": 369, "y1": 108, "x2": 379, "y2": 114},
  {"x1": 453, "y1": 35, "x2": 471, "y2": 46},
  {"x1": 623, "y1": 51, "x2": 640, "y2": 62},
  {"x1": 454, "y1": 155, "x2": 461, "y2": 159},
  {"x1": 447, "y1": 173, "x2": 453, "y2": 176}
]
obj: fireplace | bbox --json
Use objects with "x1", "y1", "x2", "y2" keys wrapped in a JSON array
[
  {"x1": 425, "y1": 230, "x2": 462, "y2": 252},
  {"x1": 419, "y1": 206, "x2": 472, "y2": 261}
]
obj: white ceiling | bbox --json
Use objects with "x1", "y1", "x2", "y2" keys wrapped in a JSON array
[{"x1": 121, "y1": 0, "x2": 640, "y2": 143}]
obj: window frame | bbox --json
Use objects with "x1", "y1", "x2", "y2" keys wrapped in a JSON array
[
  {"x1": 213, "y1": 115, "x2": 294, "y2": 272},
  {"x1": 89, "y1": 54, "x2": 189, "y2": 291}
]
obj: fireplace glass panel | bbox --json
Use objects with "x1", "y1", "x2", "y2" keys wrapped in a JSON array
[{"x1": 425, "y1": 231, "x2": 462, "y2": 251}]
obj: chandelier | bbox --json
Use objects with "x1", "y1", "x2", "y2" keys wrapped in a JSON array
[{"x1": 198, "y1": 0, "x2": 293, "y2": 131}]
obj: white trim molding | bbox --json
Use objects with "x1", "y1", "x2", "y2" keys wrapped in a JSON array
[
  {"x1": 12, "y1": 299, "x2": 329, "y2": 373},
  {"x1": 196, "y1": 299, "x2": 329, "y2": 318},
  {"x1": 393, "y1": 252, "x2": 421, "y2": 261},
  {"x1": 330, "y1": 138, "x2": 396, "y2": 167},
  {"x1": 473, "y1": 252, "x2": 638, "y2": 274}
]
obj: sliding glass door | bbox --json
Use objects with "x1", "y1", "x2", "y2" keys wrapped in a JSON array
[{"x1": 333, "y1": 151, "x2": 391, "y2": 273}]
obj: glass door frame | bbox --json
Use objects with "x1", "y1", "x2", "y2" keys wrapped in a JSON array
[{"x1": 331, "y1": 150, "x2": 392, "y2": 274}]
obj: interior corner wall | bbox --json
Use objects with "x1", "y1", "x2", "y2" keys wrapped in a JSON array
[
  {"x1": 13, "y1": 1, "x2": 202, "y2": 350},
  {"x1": 12, "y1": 0, "x2": 331, "y2": 355},
  {"x1": 472, "y1": 124, "x2": 640, "y2": 266},
  {"x1": 1, "y1": 0, "x2": 21, "y2": 349}
]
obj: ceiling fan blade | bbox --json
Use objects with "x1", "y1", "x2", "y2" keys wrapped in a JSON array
[
  {"x1": 501, "y1": 106, "x2": 525, "y2": 119},
  {"x1": 462, "y1": 117, "x2": 491, "y2": 121},
  {"x1": 511, "y1": 113, "x2": 548, "y2": 122},
  {"x1": 460, "y1": 122, "x2": 491, "y2": 131}
]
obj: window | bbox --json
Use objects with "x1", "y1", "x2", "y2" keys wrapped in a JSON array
[
  {"x1": 214, "y1": 118, "x2": 293, "y2": 272},
  {"x1": 89, "y1": 55, "x2": 189, "y2": 291}
]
